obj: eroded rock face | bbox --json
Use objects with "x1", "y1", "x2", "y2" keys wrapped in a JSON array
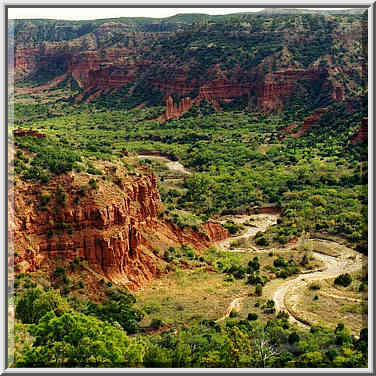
[
  {"x1": 279, "y1": 107, "x2": 329, "y2": 139},
  {"x1": 10, "y1": 168, "x2": 228, "y2": 289},
  {"x1": 13, "y1": 128, "x2": 46, "y2": 138},
  {"x1": 351, "y1": 117, "x2": 368, "y2": 144},
  {"x1": 14, "y1": 46, "x2": 40, "y2": 79},
  {"x1": 256, "y1": 69, "x2": 324, "y2": 112},
  {"x1": 157, "y1": 70, "x2": 341, "y2": 122},
  {"x1": 13, "y1": 35, "x2": 346, "y2": 121},
  {"x1": 202, "y1": 222, "x2": 230, "y2": 242}
]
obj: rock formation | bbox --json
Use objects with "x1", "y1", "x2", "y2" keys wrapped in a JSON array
[
  {"x1": 351, "y1": 117, "x2": 368, "y2": 144},
  {"x1": 10, "y1": 164, "x2": 228, "y2": 289},
  {"x1": 256, "y1": 69, "x2": 326, "y2": 113},
  {"x1": 280, "y1": 107, "x2": 329, "y2": 139},
  {"x1": 13, "y1": 128, "x2": 46, "y2": 138},
  {"x1": 158, "y1": 69, "x2": 340, "y2": 122}
]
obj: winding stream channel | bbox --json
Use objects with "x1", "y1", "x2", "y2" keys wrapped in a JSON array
[
  {"x1": 271, "y1": 249, "x2": 364, "y2": 327},
  {"x1": 216, "y1": 213, "x2": 365, "y2": 328},
  {"x1": 139, "y1": 154, "x2": 365, "y2": 329},
  {"x1": 137, "y1": 154, "x2": 191, "y2": 175}
]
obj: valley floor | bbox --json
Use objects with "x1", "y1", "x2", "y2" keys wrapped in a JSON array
[{"x1": 135, "y1": 212, "x2": 367, "y2": 335}]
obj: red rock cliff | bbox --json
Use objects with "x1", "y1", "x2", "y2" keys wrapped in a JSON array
[
  {"x1": 10, "y1": 163, "x2": 228, "y2": 289},
  {"x1": 157, "y1": 69, "x2": 341, "y2": 122},
  {"x1": 351, "y1": 117, "x2": 368, "y2": 144},
  {"x1": 280, "y1": 107, "x2": 329, "y2": 139}
]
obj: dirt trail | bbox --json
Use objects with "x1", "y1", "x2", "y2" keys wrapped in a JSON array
[
  {"x1": 137, "y1": 155, "x2": 191, "y2": 175},
  {"x1": 216, "y1": 214, "x2": 279, "y2": 251},
  {"x1": 216, "y1": 296, "x2": 245, "y2": 323}
]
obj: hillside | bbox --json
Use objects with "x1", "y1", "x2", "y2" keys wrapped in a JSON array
[{"x1": 11, "y1": 11, "x2": 367, "y2": 118}]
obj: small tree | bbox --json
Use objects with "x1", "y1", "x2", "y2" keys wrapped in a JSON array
[
  {"x1": 300, "y1": 254, "x2": 309, "y2": 266},
  {"x1": 334, "y1": 273, "x2": 352, "y2": 287},
  {"x1": 247, "y1": 312, "x2": 258, "y2": 321},
  {"x1": 55, "y1": 185, "x2": 66, "y2": 206},
  {"x1": 255, "y1": 284, "x2": 263, "y2": 296},
  {"x1": 288, "y1": 332, "x2": 300, "y2": 345}
]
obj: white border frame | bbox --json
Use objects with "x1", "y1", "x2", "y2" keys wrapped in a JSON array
[{"x1": 1, "y1": 0, "x2": 373, "y2": 374}]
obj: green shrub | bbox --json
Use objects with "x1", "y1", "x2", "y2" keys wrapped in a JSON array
[
  {"x1": 359, "y1": 282, "x2": 367, "y2": 292},
  {"x1": 274, "y1": 256, "x2": 288, "y2": 268},
  {"x1": 223, "y1": 221, "x2": 245, "y2": 235},
  {"x1": 56, "y1": 185, "x2": 66, "y2": 205},
  {"x1": 288, "y1": 332, "x2": 300, "y2": 344},
  {"x1": 78, "y1": 185, "x2": 88, "y2": 196},
  {"x1": 247, "y1": 312, "x2": 258, "y2": 321},
  {"x1": 276, "y1": 311, "x2": 289, "y2": 320},
  {"x1": 248, "y1": 257, "x2": 260, "y2": 272},
  {"x1": 276, "y1": 270, "x2": 288, "y2": 279},
  {"x1": 88, "y1": 178, "x2": 97, "y2": 189},
  {"x1": 229, "y1": 309, "x2": 238, "y2": 318},
  {"x1": 39, "y1": 190, "x2": 51, "y2": 206},
  {"x1": 300, "y1": 254, "x2": 309, "y2": 266},
  {"x1": 150, "y1": 318, "x2": 165, "y2": 329},
  {"x1": 54, "y1": 266, "x2": 66, "y2": 278},
  {"x1": 262, "y1": 300, "x2": 276, "y2": 314},
  {"x1": 247, "y1": 273, "x2": 269, "y2": 286},
  {"x1": 334, "y1": 273, "x2": 352, "y2": 287},
  {"x1": 163, "y1": 251, "x2": 172, "y2": 262},
  {"x1": 309, "y1": 282, "x2": 321, "y2": 290},
  {"x1": 255, "y1": 234, "x2": 269, "y2": 246},
  {"x1": 255, "y1": 284, "x2": 263, "y2": 296},
  {"x1": 87, "y1": 165, "x2": 103, "y2": 175}
]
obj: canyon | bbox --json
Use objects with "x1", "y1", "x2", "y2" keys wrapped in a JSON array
[{"x1": 11, "y1": 14, "x2": 364, "y2": 120}]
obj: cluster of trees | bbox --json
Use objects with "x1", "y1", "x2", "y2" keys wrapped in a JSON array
[
  {"x1": 12, "y1": 283, "x2": 368, "y2": 368},
  {"x1": 13, "y1": 96, "x2": 367, "y2": 251},
  {"x1": 14, "y1": 135, "x2": 82, "y2": 179}
]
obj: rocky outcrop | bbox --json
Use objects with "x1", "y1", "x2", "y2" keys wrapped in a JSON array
[
  {"x1": 279, "y1": 123, "x2": 298, "y2": 137},
  {"x1": 161, "y1": 96, "x2": 195, "y2": 122},
  {"x1": 280, "y1": 108, "x2": 329, "y2": 139},
  {"x1": 158, "y1": 79, "x2": 251, "y2": 122},
  {"x1": 202, "y1": 222, "x2": 229, "y2": 242},
  {"x1": 158, "y1": 69, "x2": 340, "y2": 122},
  {"x1": 351, "y1": 117, "x2": 368, "y2": 144},
  {"x1": 256, "y1": 68, "x2": 329, "y2": 113},
  {"x1": 13, "y1": 46, "x2": 40, "y2": 80},
  {"x1": 13, "y1": 128, "x2": 46, "y2": 138},
  {"x1": 13, "y1": 31, "x2": 346, "y2": 120},
  {"x1": 10, "y1": 164, "x2": 228, "y2": 289}
]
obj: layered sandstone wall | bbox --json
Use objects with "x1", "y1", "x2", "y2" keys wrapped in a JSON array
[
  {"x1": 157, "y1": 69, "x2": 340, "y2": 122},
  {"x1": 14, "y1": 37, "x2": 345, "y2": 120},
  {"x1": 10, "y1": 168, "x2": 228, "y2": 289}
]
